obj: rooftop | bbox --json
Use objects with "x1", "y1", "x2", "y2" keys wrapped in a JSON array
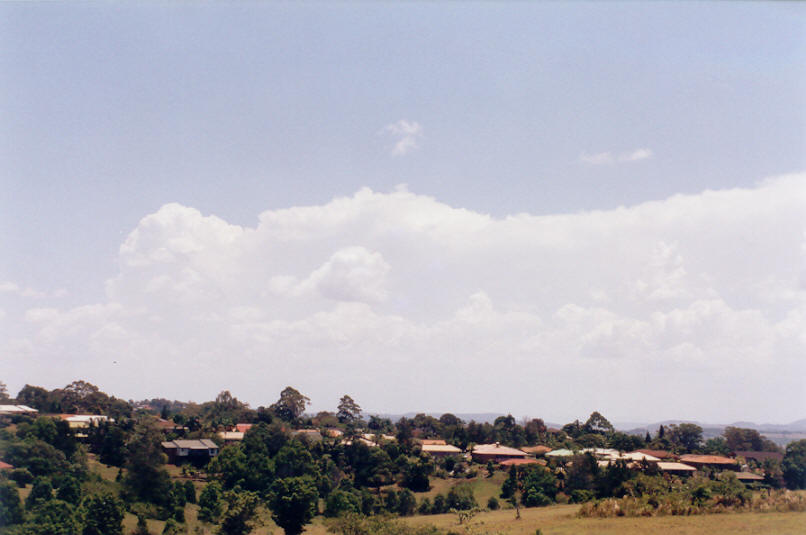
[{"x1": 472, "y1": 443, "x2": 527, "y2": 457}]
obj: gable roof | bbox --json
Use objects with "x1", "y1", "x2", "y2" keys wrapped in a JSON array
[
  {"x1": 635, "y1": 449, "x2": 675, "y2": 459},
  {"x1": 162, "y1": 439, "x2": 218, "y2": 450},
  {"x1": 471, "y1": 443, "x2": 527, "y2": 457},
  {"x1": 521, "y1": 445, "x2": 552, "y2": 455},
  {"x1": 657, "y1": 461, "x2": 696, "y2": 472},
  {"x1": 679, "y1": 454, "x2": 737, "y2": 465},
  {"x1": 422, "y1": 444, "x2": 462, "y2": 454}
]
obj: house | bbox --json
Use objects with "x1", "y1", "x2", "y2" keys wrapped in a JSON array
[
  {"x1": 735, "y1": 471, "x2": 765, "y2": 484},
  {"x1": 421, "y1": 443, "x2": 462, "y2": 458},
  {"x1": 217, "y1": 431, "x2": 245, "y2": 443},
  {"x1": 657, "y1": 462, "x2": 697, "y2": 476},
  {"x1": 544, "y1": 448, "x2": 575, "y2": 459},
  {"x1": 418, "y1": 439, "x2": 447, "y2": 446},
  {"x1": 521, "y1": 445, "x2": 552, "y2": 457},
  {"x1": 292, "y1": 429, "x2": 323, "y2": 442},
  {"x1": 0, "y1": 405, "x2": 38, "y2": 416},
  {"x1": 500, "y1": 458, "x2": 545, "y2": 468},
  {"x1": 635, "y1": 449, "x2": 675, "y2": 460},
  {"x1": 471, "y1": 443, "x2": 528, "y2": 463},
  {"x1": 155, "y1": 418, "x2": 188, "y2": 435},
  {"x1": 678, "y1": 454, "x2": 738, "y2": 471},
  {"x1": 234, "y1": 423, "x2": 253, "y2": 433},
  {"x1": 59, "y1": 414, "x2": 111, "y2": 429},
  {"x1": 161, "y1": 439, "x2": 219, "y2": 464}
]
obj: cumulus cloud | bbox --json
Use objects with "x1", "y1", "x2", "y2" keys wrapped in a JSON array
[
  {"x1": 3, "y1": 173, "x2": 806, "y2": 423},
  {"x1": 581, "y1": 148, "x2": 653, "y2": 165},
  {"x1": 381, "y1": 120, "x2": 423, "y2": 156}
]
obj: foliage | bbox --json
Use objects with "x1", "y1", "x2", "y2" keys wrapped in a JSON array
[
  {"x1": 337, "y1": 395, "x2": 362, "y2": 424},
  {"x1": 133, "y1": 514, "x2": 152, "y2": 535},
  {"x1": 325, "y1": 513, "x2": 442, "y2": 535},
  {"x1": 667, "y1": 423, "x2": 703, "y2": 452},
  {"x1": 324, "y1": 489, "x2": 362, "y2": 517},
  {"x1": 10, "y1": 467, "x2": 34, "y2": 487},
  {"x1": 122, "y1": 418, "x2": 172, "y2": 506},
  {"x1": 160, "y1": 518, "x2": 183, "y2": 535},
  {"x1": 0, "y1": 480, "x2": 25, "y2": 525},
  {"x1": 783, "y1": 439, "x2": 806, "y2": 489},
  {"x1": 218, "y1": 490, "x2": 261, "y2": 535},
  {"x1": 401, "y1": 456, "x2": 434, "y2": 492},
  {"x1": 80, "y1": 494, "x2": 124, "y2": 535},
  {"x1": 26, "y1": 477, "x2": 54, "y2": 510},
  {"x1": 22, "y1": 499, "x2": 80, "y2": 535},
  {"x1": 183, "y1": 480, "x2": 196, "y2": 504},
  {"x1": 268, "y1": 476, "x2": 319, "y2": 535},
  {"x1": 487, "y1": 496, "x2": 499, "y2": 510},
  {"x1": 446, "y1": 483, "x2": 477, "y2": 511},
  {"x1": 56, "y1": 475, "x2": 82, "y2": 505},
  {"x1": 271, "y1": 387, "x2": 310, "y2": 423},
  {"x1": 198, "y1": 482, "x2": 223, "y2": 523}
]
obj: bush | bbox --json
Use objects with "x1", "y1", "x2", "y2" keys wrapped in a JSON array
[
  {"x1": 486, "y1": 496, "x2": 499, "y2": 510},
  {"x1": 26, "y1": 476, "x2": 54, "y2": 509},
  {"x1": 446, "y1": 484, "x2": 477, "y2": 511},
  {"x1": 0, "y1": 480, "x2": 24, "y2": 525},
  {"x1": 10, "y1": 467, "x2": 34, "y2": 487},
  {"x1": 570, "y1": 489, "x2": 595, "y2": 503},
  {"x1": 324, "y1": 489, "x2": 362, "y2": 518}
]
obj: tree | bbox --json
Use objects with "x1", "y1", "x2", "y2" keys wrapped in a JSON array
[
  {"x1": 268, "y1": 476, "x2": 318, "y2": 535},
  {"x1": 0, "y1": 380, "x2": 10, "y2": 401},
  {"x1": 198, "y1": 482, "x2": 223, "y2": 523},
  {"x1": 132, "y1": 514, "x2": 151, "y2": 535},
  {"x1": 56, "y1": 476, "x2": 82, "y2": 505},
  {"x1": 122, "y1": 418, "x2": 171, "y2": 505},
  {"x1": 26, "y1": 476, "x2": 54, "y2": 509},
  {"x1": 783, "y1": 439, "x2": 806, "y2": 490},
  {"x1": 336, "y1": 395, "x2": 362, "y2": 424},
  {"x1": 668, "y1": 423, "x2": 703, "y2": 452},
  {"x1": 0, "y1": 480, "x2": 24, "y2": 525},
  {"x1": 583, "y1": 412, "x2": 614, "y2": 435},
  {"x1": 723, "y1": 427, "x2": 778, "y2": 452},
  {"x1": 22, "y1": 499, "x2": 80, "y2": 535},
  {"x1": 81, "y1": 494, "x2": 124, "y2": 535},
  {"x1": 183, "y1": 480, "x2": 196, "y2": 504},
  {"x1": 271, "y1": 387, "x2": 310, "y2": 423},
  {"x1": 219, "y1": 490, "x2": 261, "y2": 535}
]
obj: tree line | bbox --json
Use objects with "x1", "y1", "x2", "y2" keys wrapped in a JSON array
[{"x1": 1, "y1": 380, "x2": 805, "y2": 535}]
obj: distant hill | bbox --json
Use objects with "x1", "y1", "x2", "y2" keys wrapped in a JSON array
[{"x1": 617, "y1": 418, "x2": 806, "y2": 447}]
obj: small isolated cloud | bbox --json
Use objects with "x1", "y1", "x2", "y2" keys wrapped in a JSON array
[
  {"x1": 382, "y1": 120, "x2": 423, "y2": 156},
  {"x1": 580, "y1": 148, "x2": 653, "y2": 165},
  {"x1": 0, "y1": 281, "x2": 46, "y2": 298}
]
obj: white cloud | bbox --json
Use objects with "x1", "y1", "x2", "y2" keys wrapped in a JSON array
[
  {"x1": 3, "y1": 173, "x2": 806, "y2": 423},
  {"x1": 381, "y1": 119, "x2": 423, "y2": 156},
  {"x1": 580, "y1": 148, "x2": 654, "y2": 165}
]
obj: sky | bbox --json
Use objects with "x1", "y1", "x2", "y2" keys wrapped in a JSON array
[{"x1": 1, "y1": 2, "x2": 805, "y2": 424}]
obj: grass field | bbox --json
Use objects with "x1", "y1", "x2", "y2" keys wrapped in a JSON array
[{"x1": 404, "y1": 506, "x2": 806, "y2": 535}]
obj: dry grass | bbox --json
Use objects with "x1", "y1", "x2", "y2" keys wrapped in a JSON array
[{"x1": 403, "y1": 505, "x2": 806, "y2": 535}]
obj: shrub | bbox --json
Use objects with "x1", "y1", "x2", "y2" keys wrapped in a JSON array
[
  {"x1": 486, "y1": 496, "x2": 499, "y2": 510},
  {"x1": 10, "y1": 467, "x2": 34, "y2": 487}
]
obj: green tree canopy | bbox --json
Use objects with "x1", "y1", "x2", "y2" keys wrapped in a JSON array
[
  {"x1": 80, "y1": 494, "x2": 124, "y2": 535},
  {"x1": 271, "y1": 387, "x2": 310, "y2": 423},
  {"x1": 783, "y1": 439, "x2": 806, "y2": 490},
  {"x1": 337, "y1": 395, "x2": 362, "y2": 424},
  {"x1": 268, "y1": 476, "x2": 318, "y2": 535}
]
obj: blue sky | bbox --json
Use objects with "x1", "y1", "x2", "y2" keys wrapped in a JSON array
[{"x1": 1, "y1": 3, "x2": 804, "y2": 422}]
